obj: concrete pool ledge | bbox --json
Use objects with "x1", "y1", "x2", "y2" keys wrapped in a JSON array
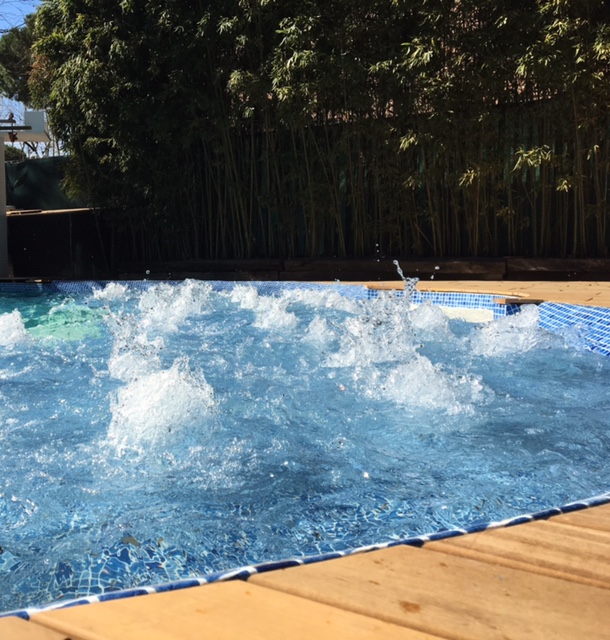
[{"x1": 2, "y1": 279, "x2": 610, "y2": 639}]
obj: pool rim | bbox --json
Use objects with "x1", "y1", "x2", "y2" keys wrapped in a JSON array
[{"x1": 1, "y1": 278, "x2": 609, "y2": 619}]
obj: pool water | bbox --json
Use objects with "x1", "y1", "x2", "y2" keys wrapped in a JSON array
[{"x1": 1, "y1": 280, "x2": 609, "y2": 613}]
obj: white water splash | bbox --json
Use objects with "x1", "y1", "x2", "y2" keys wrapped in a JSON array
[
  {"x1": 325, "y1": 292, "x2": 415, "y2": 368},
  {"x1": 380, "y1": 355, "x2": 487, "y2": 414},
  {"x1": 137, "y1": 280, "x2": 213, "y2": 333},
  {"x1": 0, "y1": 310, "x2": 29, "y2": 346},
  {"x1": 104, "y1": 281, "x2": 217, "y2": 451},
  {"x1": 471, "y1": 305, "x2": 555, "y2": 356},
  {"x1": 107, "y1": 357, "x2": 214, "y2": 450},
  {"x1": 229, "y1": 285, "x2": 298, "y2": 330},
  {"x1": 93, "y1": 282, "x2": 129, "y2": 302},
  {"x1": 303, "y1": 316, "x2": 333, "y2": 346},
  {"x1": 409, "y1": 302, "x2": 450, "y2": 335}
]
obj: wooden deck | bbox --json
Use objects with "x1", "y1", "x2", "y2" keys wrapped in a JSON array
[
  {"x1": 3, "y1": 504, "x2": 609, "y2": 639},
  {"x1": 2, "y1": 281, "x2": 610, "y2": 639}
]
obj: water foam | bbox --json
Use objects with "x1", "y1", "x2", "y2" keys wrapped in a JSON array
[
  {"x1": 0, "y1": 310, "x2": 29, "y2": 347},
  {"x1": 92, "y1": 282, "x2": 129, "y2": 301},
  {"x1": 229, "y1": 285, "x2": 298, "y2": 330},
  {"x1": 2, "y1": 282, "x2": 610, "y2": 615},
  {"x1": 380, "y1": 356, "x2": 487, "y2": 414},
  {"x1": 107, "y1": 356, "x2": 214, "y2": 450},
  {"x1": 409, "y1": 301, "x2": 451, "y2": 335},
  {"x1": 105, "y1": 281, "x2": 216, "y2": 452},
  {"x1": 471, "y1": 304, "x2": 557, "y2": 356},
  {"x1": 137, "y1": 280, "x2": 213, "y2": 333}
]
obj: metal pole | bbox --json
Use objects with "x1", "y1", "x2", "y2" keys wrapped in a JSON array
[{"x1": 0, "y1": 138, "x2": 7, "y2": 278}]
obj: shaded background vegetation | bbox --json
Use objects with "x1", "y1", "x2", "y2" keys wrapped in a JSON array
[{"x1": 18, "y1": 0, "x2": 610, "y2": 260}]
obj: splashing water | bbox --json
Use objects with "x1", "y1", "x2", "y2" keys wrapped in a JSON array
[
  {"x1": 393, "y1": 259, "x2": 418, "y2": 299},
  {"x1": 0, "y1": 281, "x2": 609, "y2": 613},
  {"x1": 0, "y1": 310, "x2": 29, "y2": 347}
]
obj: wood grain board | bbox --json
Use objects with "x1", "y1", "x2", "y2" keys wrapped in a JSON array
[{"x1": 0, "y1": 504, "x2": 605, "y2": 639}]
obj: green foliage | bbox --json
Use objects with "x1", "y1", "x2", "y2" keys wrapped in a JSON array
[
  {"x1": 0, "y1": 13, "x2": 36, "y2": 104},
  {"x1": 29, "y1": 0, "x2": 610, "y2": 260},
  {"x1": 5, "y1": 145, "x2": 27, "y2": 162}
]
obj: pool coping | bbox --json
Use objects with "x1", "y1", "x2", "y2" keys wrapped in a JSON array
[{"x1": 2, "y1": 279, "x2": 610, "y2": 619}]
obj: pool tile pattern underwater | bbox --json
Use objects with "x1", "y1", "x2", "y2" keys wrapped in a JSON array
[
  {"x1": 1, "y1": 279, "x2": 610, "y2": 619},
  {"x1": 4, "y1": 492, "x2": 610, "y2": 621},
  {"x1": 539, "y1": 302, "x2": 610, "y2": 356}
]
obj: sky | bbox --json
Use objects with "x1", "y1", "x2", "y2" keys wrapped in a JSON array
[
  {"x1": 0, "y1": 0, "x2": 39, "y2": 32},
  {"x1": 0, "y1": 1, "x2": 42, "y2": 138}
]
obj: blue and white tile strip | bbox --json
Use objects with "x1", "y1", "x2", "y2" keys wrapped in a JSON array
[
  {"x1": 538, "y1": 302, "x2": 610, "y2": 356},
  {"x1": 2, "y1": 279, "x2": 610, "y2": 621},
  {"x1": 5, "y1": 491, "x2": 610, "y2": 621}
]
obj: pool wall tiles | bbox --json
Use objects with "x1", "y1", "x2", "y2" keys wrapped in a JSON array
[
  {"x1": 5, "y1": 491, "x2": 610, "y2": 621},
  {"x1": 2, "y1": 280, "x2": 610, "y2": 620},
  {"x1": 0, "y1": 279, "x2": 521, "y2": 318},
  {"x1": 539, "y1": 302, "x2": 610, "y2": 357}
]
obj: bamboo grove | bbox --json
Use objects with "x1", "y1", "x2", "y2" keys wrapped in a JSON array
[{"x1": 29, "y1": 0, "x2": 610, "y2": 260}]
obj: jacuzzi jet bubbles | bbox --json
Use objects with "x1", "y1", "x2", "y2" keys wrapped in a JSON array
[
  {"x1": 137, "y1": 280, "x2": 213, "y2": 333},
  {"x1": 229, "y1": 285, "x2": 298, "y2": 330},
  {"x1": 380, "y1": 355, "x2": 487, "y2": 415},
  {"x1": 107, "y1": 356, "x2": 215, "y2": 451},
  {"x1": 471, "y1": 304, "x2": 556, "y2": 356},
  {"x1": 0, "y1": 310, "x2": 29, "y2": 347},
  {"x1": 1, "y1": 280, "x2": 609, "y2": 615}
]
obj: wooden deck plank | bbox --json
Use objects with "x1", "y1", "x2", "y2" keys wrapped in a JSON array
[
  {"x1": 427, "y1": 517, "x2": 610, "y2": 589},
  {"x1": 250, "y1": 545, "x2": 610, "y2": 639},
  {"x1": 0, "y1": 616, "x2": 69, "y2": 640},
  {"x1": 548, "y1": 503, "x2": 610, "y2": 531},
  {"x1": 32, "y1": 580, "x2": 440, "y2": 640}
]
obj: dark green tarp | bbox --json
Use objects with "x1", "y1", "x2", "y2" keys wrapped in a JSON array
[{"x1": 6, "y1": 156, "x2": 82, "y2": 210}]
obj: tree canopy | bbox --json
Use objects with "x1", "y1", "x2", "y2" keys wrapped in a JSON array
[
  {"x1": 23, "y1": 0, "x2": 610, "y2": 259},
  {"x1": 0, "y1": 11, "x2": 35, "y2": 104}
]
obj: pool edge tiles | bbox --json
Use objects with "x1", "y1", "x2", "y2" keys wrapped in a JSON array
[
  {"x1": 410, "y1": 289, "x2": 521, "y2": 319},
  {"x1": 0, "y1": 278, "x2": 521, "y2": 312},
  {"x1": 3, "y1": 491, "x2": 610, "y2": 622},
  {"x1": 539, "y1": 302, "x2": 610, "y2": 356},
  {"x1": 0, "y1": 279, "x2": 373, "y2": 299},
  {"x1": 1, "y1": 280, "x2": 610, "y2": 620}
]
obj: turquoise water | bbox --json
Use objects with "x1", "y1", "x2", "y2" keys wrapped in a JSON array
[{"x1": 1, "y1": 281, "x2": 609, "y2": 613}]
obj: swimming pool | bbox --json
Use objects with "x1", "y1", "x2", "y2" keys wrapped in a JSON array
[{"x1": 1, "y1": 280, "x2": 610, "y2": 617}]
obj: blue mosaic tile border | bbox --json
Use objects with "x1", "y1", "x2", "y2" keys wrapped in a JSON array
[
  {"x1": 1, "y1": 279, "x2": 610, "y2": 620},
  {"x1": 0, "y1": 280, "x2": 520, "y2": 317},
  {"x1": 0, "y1": 280, "x2": 371, "y2": 299},
  {"x1": 5, "y1": 491, "x2": 609, "y2": 621},
  {"x1": 538, "y1": 302, "x2": 610, "y2": 357},
  {"x1": 410, "y1": 290, "x2": 521, "y2": 318}
]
